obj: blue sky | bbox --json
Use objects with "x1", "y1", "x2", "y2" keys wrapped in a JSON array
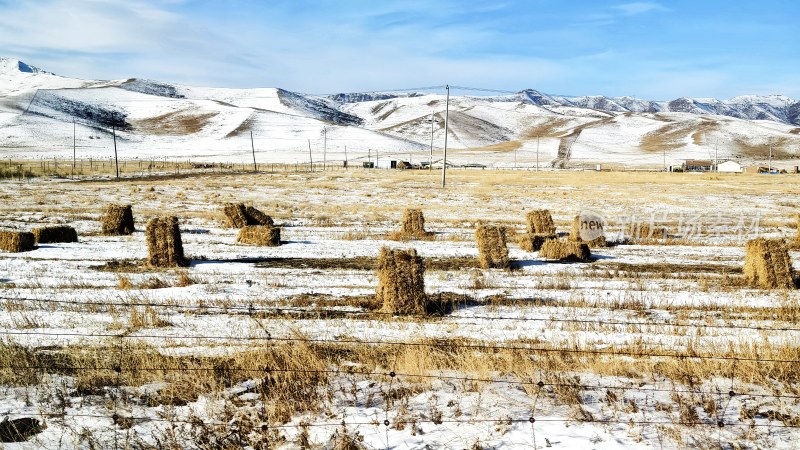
[{"x1": 0, "y1": 0, "x2": 798, "y2": 99}]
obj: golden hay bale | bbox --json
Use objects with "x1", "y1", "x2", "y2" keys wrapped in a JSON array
[
  {"x1": 475, "y1": 224, "x2": 510, "y2": 269},
  {"x1": 223, "y1": 203, "x2": 249, "y2": 228},
  {"x1": 628, "y1": 222, "x2": 668, "y2": 241},
  {"x1": 526, "y1": 210, "x2": 556, "y2": 234},
  {"x1": 237, "y1": 225, "x2": 281, "y2": 246},
  {"x1": 244, "y1": 206, "x2": 274, "y2": 226},
  {"x1": 393, "y1": 208, "x2": 434, "y2": 240},
  {"x1": 32, "y1": 225, "x2": 78, "y2": 244},
  {"x1": 145, "y1": 216, "x2": 188, "y2": 268},
  {"x1": 539, "y1": 239, "x2": 591, "y2": 262},
  {"x1": 101, "y1": 204, "x2": 135, "y2": 236},
  {"x1": 743, "y1": 238, "x2": 794, "y2": 289},
  {"x1": 376, "y1": 247, "x2": 426, "y2": 315},
  {"x1": 518, "y1": 233, "x2": 558, "y2": 252},
  {"x1": 0, "y1": 231, "x2": 35, "y2": 252},
  {"x1": 570, "y1": 215, "x2": 607, "y2": 248}
]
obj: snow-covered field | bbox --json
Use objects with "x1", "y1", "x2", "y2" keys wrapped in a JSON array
[{"x1": 1, "y1": 169, "x2": 800, "y2": 448}]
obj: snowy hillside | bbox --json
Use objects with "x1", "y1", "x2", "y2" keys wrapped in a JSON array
[{"x1": 1, "y1": 58, "x2": 799, "y2": 168}]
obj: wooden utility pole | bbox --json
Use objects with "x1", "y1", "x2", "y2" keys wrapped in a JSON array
[
  {"x1": 308, "y1": 139, "x2": 313, "y2": 171},
  {"x1": 72, "y1": 118, "x2": 76, "y2": 178},
  {"x1": 536, "y1": 135, "x2": 540, "y2": 172},
  {"x1": 322, "y1": 127, "x2": 327, "y2": 171},
  {"x1": 441, "y1": 84, "x2": 450, "y2": 188},
  {"x1": 112, "y1": 126, "x2": 119, "y2": 179},
  {"x1": 344, "y1": 145, "x2": 348, "y2": 169},
  {"x1": 250, "y1": 130, "x2": 257, "y2": 172},
  {"x1": 429, "y1": 112, "x2": 434, "y2": 171}
]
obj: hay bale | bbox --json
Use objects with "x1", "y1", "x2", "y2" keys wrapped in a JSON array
[
  {"x1": 393, "y1": 208, "x2": 433, "y2": 240},
  {"x1": 145, "y1": 217, "x2": 188, "y2": 268},
  {"x1": 539, "y1": 239, "x2": 591, "y2": 262},
  {"x1": 376, "y1": 247, "x2": 426, "y2": 315},
  {"x1": 526, "y1": 210, "x2": 556, "y2": 234},
  {"x1": 32, "y1": 225, "x2": 78, "y2": 244},
  {"x1": 223, "y1": 203, "x2": 249, "y2": 228},
  {"x1": 518, "y1": 233, "x2": 558, "y2": 252},
  {"x1": 224, "y1": 203, "x2": 274, "y2": 228},
  {"x1": 744, "y1": 238, "x2": 794, "y2": 289},
  {"x1": 244, "y1": 206, "x2": 274, "y2": 226},
  {"x1": 101, "y1": 204, "x2": 135, "y2": 235},
  {"x1": 0, "y1": 231, "x2": 35, "y2": 253},
  {"x1": 570, "y1": 215, "x2": 607, "y2": 248},
  {"x1": 475, "y1": 224, "x2": 510, "y2": 269},
  {"x1": 237, "y1": 225, "x2": 281, "y2": 246}
]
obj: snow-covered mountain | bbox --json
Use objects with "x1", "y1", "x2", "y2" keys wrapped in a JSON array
[{"x1": 1, "y1": 58, "x2": 799, "y2": 168}]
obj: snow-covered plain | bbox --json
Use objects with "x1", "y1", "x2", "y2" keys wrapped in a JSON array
[{"x1": 1, "y1": 169, "x2": 800, "y2": 448}]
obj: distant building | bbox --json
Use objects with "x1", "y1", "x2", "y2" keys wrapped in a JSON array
[
  {"x1": 744, "y1": 165, "x2": 770, "y2": 174},
  {"x1": 717, "y1": 161, "x2": 743, "y2": 173},
  {"x1": 682, "y1": 159, "x2": 714, "y2": 172}
]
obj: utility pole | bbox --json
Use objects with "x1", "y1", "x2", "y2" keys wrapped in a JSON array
[
  {"x1": 112, "y1": 126, "x2": 119, "y2": 179},
  {"x1": 536, "y1": 135, "x2": 540, "y2": 172},
  {"x1": 663, "y1": 148, "x2": 666, "y2": 172},
  {"x1": 322, "y1": 127, "x2": 327, "y2": 171},
  {"x1": 344, "y1": 145, "x2": 348, "y2": 169},
  {"x1": 307, "y1": 139, "x2": 313, "y2": 171},
  {"x1": 514, "y1": 145, "x2": 517, "y2": 169},
  {"x1": 429, "y1": 112, "x2": 434, "y2": 171},
  {"x1": 250, "y1": 130, "x2": 257, "y2": 172},
  {"x1": 441, "y1": 84, "x2": 450, "y2": 188},
  {"x1": 72, "y1": 117, "x2": 76, "y2": 178},
  {"x1": 769, "y1": 142, "x2": 773, "y2": 173},
  {"x1": 714, "y1": 139, "x2": 718, "y2": 172}
]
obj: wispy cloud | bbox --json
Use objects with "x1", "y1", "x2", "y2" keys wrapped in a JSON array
[{"x1": 612, "y1": 2, "x2": 669, "y2": 16}]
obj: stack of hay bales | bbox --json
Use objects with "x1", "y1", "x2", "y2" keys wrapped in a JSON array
[
  {"x1": 145, "y1": 216, "x2": 188, "y2": 268},
  {"x1": 744, "y1": 238, "x2": 794, "y2": 289},
  {"x1": 393, "y1": 208, "x2": 434, "y2": 240},
  {"x1": 376, "y1": 247, "x2": 426, "y2": 315},
  {"x1": 628, "y1": 222, "x2": 667, "y2": 241},
  {"x1": 518, "y1": 209, "x2": 558, "y2": 252},
  {"x1": 475, "y1": 224, "x2": 510, "y2": 269},
  {"x1": 33, "y1": 226, "x2": 78, "y2": 244},
  {"x1": 237, "y1": 226, "x2": 281, "y2": 246},
  {"x1": 0, "y1": 231, "x2": 35, "y2": 253},
  {"x1": 101, "y1": 204, "x2": 135, "y2": 235},
  {"x1": 570, "y1": 215, "x2": 607, "y2": 248},
  {"x1": 225, "y1": 203, "x2": 281, "y2": 247},
  {"x1": 539, "y1": 239, "x2": 591, "y2": 262},
  {"x1": 223, "y1": 203, "x2": 274, "y2": 227}
]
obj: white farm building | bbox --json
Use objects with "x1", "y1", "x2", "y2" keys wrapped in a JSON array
[{"x1": 717, "y1": 161, "x2": 743, "y2": 173}]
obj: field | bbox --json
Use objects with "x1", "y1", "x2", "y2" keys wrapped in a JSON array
[{"x1": 1, "y1": 168, "x2": 800, "y2": 449}]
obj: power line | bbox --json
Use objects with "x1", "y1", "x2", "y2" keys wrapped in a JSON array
[
  {"x1": 1, "y1": 329, "x2": 798, "y2": 364},
  {"x1": 4, "y1": 295, "x2": 800, "y2": 333}
]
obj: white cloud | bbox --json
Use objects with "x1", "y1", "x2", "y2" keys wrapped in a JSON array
[{"x1": 612, "y1": 2, "x2": 669, "y2": 16}]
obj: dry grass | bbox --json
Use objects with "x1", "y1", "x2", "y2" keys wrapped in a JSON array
[
  {"x1": 32, "y1": 225, "x2": 78, "y2": 244},
  {"x1": 475, "y1": 224, "x2": 509, "y2": 269},
  {"x1": 101, "y1": 204, "x2": 135, "y2": 236},
  {"x1": 145, "y1": 216, "x2": 188, "y2": 268},
  {"x1": 743, "y1": 238, "x2": 795, "y2": 289},
  {"x1": 376, "y1": 247, "x2": 427, "y2": 315},
  {"x1": 0, "y1": 231, "x2": 35, "y2": 252},
  {"x1": 237, "y1": 225, "x2": 281, "y2": 246}
]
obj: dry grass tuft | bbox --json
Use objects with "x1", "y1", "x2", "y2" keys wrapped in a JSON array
[
  {"x1": 32, "y1": 225, "x2": 78, "y2": 244},
  {"x1": 526, "y1": 210, "x2": 556, "y2": 234},
  {"x1": 237, "y1": 225, "x2": 281, "y2": 246},
  {"x1": 539, "y1": 239, "x2": 592, "y2": 262},
  {"x1": 223, "y1": 203, "x2": 273, "y2": 228},
  {"x1": 475, "y1": 224, "x2": 510, "y2": 269},
  {"x1": 101, "y1": 204, "x2": 135, "y2": 235},
  {"x1": 517, "y1": 233, "x2": 558, "y2": 252},
  {"x1": 376, "y1": 247, "x2": 427, "y2": 315},
  {"x1": 743, "y1": 238, "x2": 795, "y2": 289},
  {"x1": 145, "y1": 216, "x2": 188, "y2": 268},
  {"x1": 0, "y1": 231, "x2": 35, "y2": 253}
]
